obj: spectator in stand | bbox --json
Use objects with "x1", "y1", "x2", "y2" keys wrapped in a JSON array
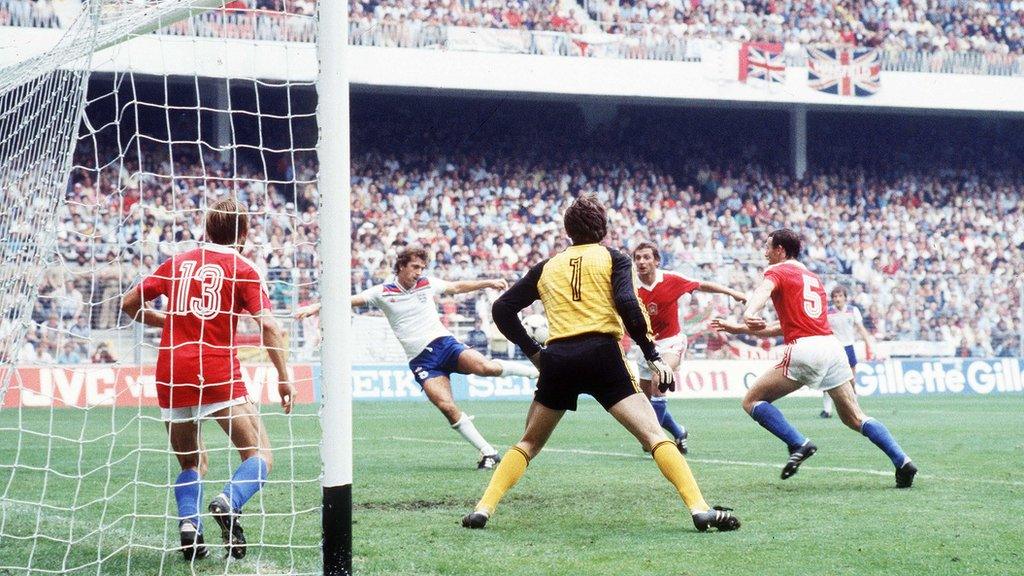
[
  {"x1": 91, "y1": 342, "x2": 116, "y2": 364},
  {"x1": 465, "y1": 318, "x2": 490, "y2": 355},
  {"x1": 57, "y1": 341, "x2": 84, "y2": 365}
]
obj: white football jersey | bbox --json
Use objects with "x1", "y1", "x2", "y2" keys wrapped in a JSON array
[
  {"x1": 359, "y1": 276, "x2": 453, "y2": 359},
  {"x1": 828, "y1": 304, "x2": 863, "y2": 346}
]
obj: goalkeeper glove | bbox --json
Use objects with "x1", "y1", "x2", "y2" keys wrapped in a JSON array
[{"x1": 647, "y1": 358, "x2": 675, "y2": 393}]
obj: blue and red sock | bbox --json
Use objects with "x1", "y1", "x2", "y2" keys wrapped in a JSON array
[
  {"x1": 174, "y1": 468, "x2": 203, "y2": 531},
  {"x1": 750, "y1": 401, "x2": 806, "y2": 451},
  {"x1": 223, "y1": 456, "x2": 269, "y2": 512},
  {"x1": 651, "y1": 397, "x2": 686, "y2": 440}
]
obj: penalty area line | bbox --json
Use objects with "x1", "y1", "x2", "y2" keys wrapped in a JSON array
[{"x1": 380, "y1": 435, "x2": 1024, "y2": 488}]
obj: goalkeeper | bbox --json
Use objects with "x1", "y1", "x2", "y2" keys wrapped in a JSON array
[{"x1": 461, "y1": 194, "x2": 740, "y2": 532}]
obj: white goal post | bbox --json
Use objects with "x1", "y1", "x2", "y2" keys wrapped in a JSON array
[{"x1": 316, "y1": 0, "x2": 353, "y2": 574}]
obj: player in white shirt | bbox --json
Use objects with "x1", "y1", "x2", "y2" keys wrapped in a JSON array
[
  {"x1": 820, "y1": 286, "x2": 874, "y2": 418},
  {"x1": 299, "y1": 246, "x2": 538, "y2": 469}
]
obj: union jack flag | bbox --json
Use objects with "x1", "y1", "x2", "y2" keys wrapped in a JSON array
[
  {"x1": 807, "y1": 47, "x2": 881, "y2": 96},
  {"x1": 739, "y1": 42, "x2": 785, "y2": 84}
]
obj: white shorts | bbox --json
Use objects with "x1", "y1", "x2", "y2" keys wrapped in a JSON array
[
  {"x1": 635, "y1": 334, "x2": 687, "y2": 381},
  {"x1": 160, "y1": 396, "x2": 251, "y2": 423},
  {"x1": 776, "y1": 335, "x2": 854, "y2": 391}
]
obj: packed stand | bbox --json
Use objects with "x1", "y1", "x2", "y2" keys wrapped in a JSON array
[
  {"x1": 4, "y1": 0, "x2": 1023, "y2": 71},
  {"x1": 0, "y1": 0, "x2": 318, "y2": 42},
  {"x1": 347, "y1": 153, "x2": 1024, "y2": 359},
  {"x1": 342, "y1": 101, "x2": 1024, "y2": 359},
  {"x1": 14, "y1": 141, "x2": 321, "y2": 365},
  {"x1": 18, "y1": 100, "x2": 1024, "y2": 364},
  {"x1": 586, "y1": 0, "x2": 1024, "y2": 63},
  {"x1": 348, "y1": 0, "x2": 585, "y2": 49}
]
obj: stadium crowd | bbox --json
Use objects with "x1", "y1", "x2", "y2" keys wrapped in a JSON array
[
  {"x1": 346, "y1": 152, "x2": 1023, "y2": 359},
  {"x1": 350, "y1": 0, "x2": 584, "y2": 33},
  {"x1": 3, "y1": 0, "x2": 1023, "y2": 69},
  {"x1": 588, "y1": 0, "x2": 1024, "y2": 58},
  {"x1": 11, "y1": 143, "x2": 321, "y2": 365},
  {"x1": 18, "y1": 101, "x2": 1023, "y2": 365}
]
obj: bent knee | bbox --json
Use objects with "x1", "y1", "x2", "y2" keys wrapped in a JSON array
[
  {"x1": 839, "y1": 412, "x2": 865, "y2": 432},
  {"x1": 236, "y1": 449, "x2": 273, "y2": 472},
  {"x1": 741, "y1": 396, "x2": 762, "y2": 414},
  {"x1": 514, "y1": 440, "x2": 541, "y2": 460},
  {"x1": 639, "y1": 432, "x2": 667, "y2": 453}
]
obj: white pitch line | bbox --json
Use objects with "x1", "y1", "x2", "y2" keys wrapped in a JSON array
[{"x1": 383, "y1": 435, "x2": 1024, "y2": 488}]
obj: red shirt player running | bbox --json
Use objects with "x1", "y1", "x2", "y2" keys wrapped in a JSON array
[
  {"x1": 711, "y1": 228, "x2": 916, "y2": 488},
  {"x1": 121, "y1": 199, "x2": 293, "y2": 561},
  {"x1": 632, "y1": 241, "x2": 746, "y2": 454}
]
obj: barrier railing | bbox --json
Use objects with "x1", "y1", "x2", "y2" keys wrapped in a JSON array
[{"x1": 2, "y1": 2, "x2": 1020, "y2": 75}]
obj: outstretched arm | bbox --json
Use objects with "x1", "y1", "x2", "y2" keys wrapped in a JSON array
[
  {"x1": 710, "y1": 318, "x2": 784, "y2": 338},
  {"x1": 296, "y1": 291, "x2": 372, "y2": 317},
  {"x1": 446, "y1": 279, "x2": 508, "y2": 295},
  {"x1": 697, "y1": 280, "x2": 747, "y2": 303},
  {"x1": 295, "y1": 302, "x2": 321, "y2": 318},
  {"x1": 120, "y1": 287, "x2": 167, "y2": 329},
  {"x1": 742, "y1": 278, "x2": 776, "y2": 331}
]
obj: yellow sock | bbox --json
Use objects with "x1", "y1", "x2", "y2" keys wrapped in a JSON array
[
  {"x1": 652, "y1": 440, "x2": 709, "y2": 513},
  {"x1": 476, "y1": 446, "x2": 530, "y2": 515}
]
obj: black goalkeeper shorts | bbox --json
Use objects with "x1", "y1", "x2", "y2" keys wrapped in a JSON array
[{"x1": 534, "y1": 333, "x2": 641, "y2": 412}]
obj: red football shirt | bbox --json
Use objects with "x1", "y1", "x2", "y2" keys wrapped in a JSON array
[
  {"x1": 637, "y1": 270, "x2": 700, "y2": 340},
  {"x1": 138, "y1": 244, "x2": 271, "y2": 408},
  {"x1": 763, "y1": 260, "x2": 832, "y2": 343}
]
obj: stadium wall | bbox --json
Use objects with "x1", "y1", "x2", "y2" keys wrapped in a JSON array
[
  {"x1": 6, "y1": 359, "x2": 1023, "y2": 407},
  {"x1": 2, "y1": 28, "x2": 1024, "y2": 113}
]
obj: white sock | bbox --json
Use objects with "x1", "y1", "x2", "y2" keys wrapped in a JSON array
[
  {"x1": 822, "y1": 393, "x2": 833, "y2": 413},
  {"x1": 451, "y1": 413, "x2": 496, "y2": 456},
  {"x1": 497, "y1": 359, "x2": 539, "y2": 379}
]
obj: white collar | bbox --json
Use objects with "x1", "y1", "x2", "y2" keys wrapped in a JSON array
[
  {"x1": 203, "y1": 242, "x2": 241, "y2": 255},
  {"x1": 638, "y1": 269, "x2": 664, "y2": 290},
  {"x1": 766, "y1": 259, "x2": 807, "y2": 271}
]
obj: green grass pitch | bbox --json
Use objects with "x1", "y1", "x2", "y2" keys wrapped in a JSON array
[{"x1": 1, "y1": 394, "x2": 1021, "y2": 575}]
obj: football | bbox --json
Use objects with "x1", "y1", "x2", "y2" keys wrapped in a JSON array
[{"x1": 522, "y1": 313, "x2": 549, "y2": 344}]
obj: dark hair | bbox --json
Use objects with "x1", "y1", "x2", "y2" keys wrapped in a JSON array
[
  {"x1": 830, "y1": 285, "x2": 848, "y2": 297},
  {"x1": 394, "y1": 245, "x2": 429, "y2": 273},
  {"x1": 632, "y1": 240, "x2": 660, "y2": 262},
  {"x1": 205, "y1": 199, "x2": 249, "y2": 246},
  {"x1": 768, "y1": 228, "x2": 801, "y2": 259},
  {"x1": 563, "y1": 194, "x2": 607, "y2": 245}
]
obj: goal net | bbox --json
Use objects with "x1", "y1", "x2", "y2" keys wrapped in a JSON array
[{"x1": 0, "y1": 1, "x2": 323, "y2": 573}]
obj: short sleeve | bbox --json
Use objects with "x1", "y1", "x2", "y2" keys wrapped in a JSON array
[
  {"x1": 357, "y1": 285, "x2": 383, "y2": 308},
  {"x1": 238, "y1": 262, "x2": 272, "y2": 315},
  {"x1": 138, "y1": 259, "x2": 173, "y2": 301},
  {"x1": 853, "y1": 306, "x2": 864, "y2": 326},
  {"x1": 763, "y1": 268, "x2": 783, "y2": 293},
  {"x1": 669, "y1": 273, "x2": 700, "y2": 296},
  {"x1": 426, "y1": 277, "x2": 450, "y2": 296}
]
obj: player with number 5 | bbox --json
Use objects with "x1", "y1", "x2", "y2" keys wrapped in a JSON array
[
  {"x1": 121, "y1": 199, "x2": 294, "y2": 562},
  {"x1": 710, "y1": 229, "x2": 917, "y2": 489}
]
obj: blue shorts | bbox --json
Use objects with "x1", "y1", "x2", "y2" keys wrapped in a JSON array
[
  {"x1": 409, "y1": 336, "x2": 468, "y2": 386},
  {"x1": 844, "y1": 344, "x2": 857, "y2": 368}
]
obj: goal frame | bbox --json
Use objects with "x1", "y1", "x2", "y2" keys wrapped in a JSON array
[{"x1": 316, "y1": 2, "x2": 354, "y2": 575}]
